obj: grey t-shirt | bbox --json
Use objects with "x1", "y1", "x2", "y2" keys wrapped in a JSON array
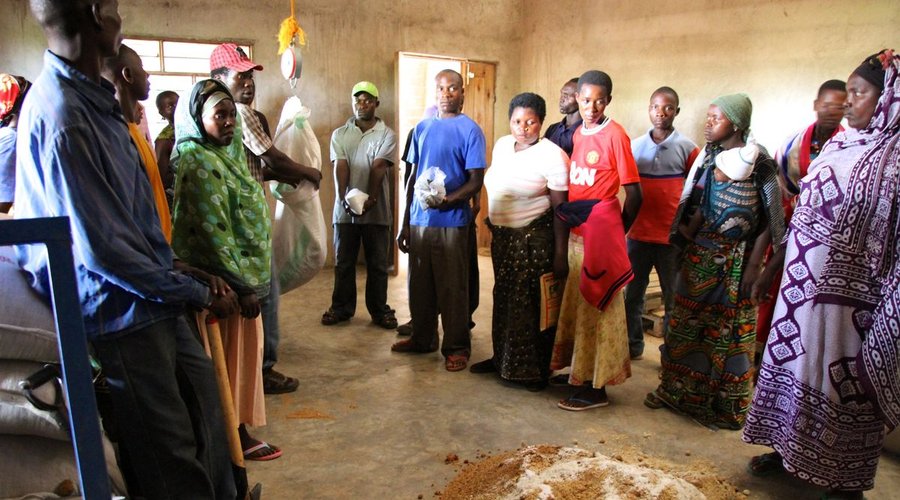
[{"x1": 330, "y1": 117, "x2": 396, "y2": 225}]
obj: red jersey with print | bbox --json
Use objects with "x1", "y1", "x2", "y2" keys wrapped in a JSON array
[
  {"x1": 568, "y1": 119, "x2": 639, "y2": 235},
  {"x1": 568, "y1": 118, "x2": 640, "y2": 201}
]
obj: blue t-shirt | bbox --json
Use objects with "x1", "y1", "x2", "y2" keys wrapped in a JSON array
[
  {"x1": 0, "y1": 127, "x2": 16, "y2": 203},
  {"x1": 405, "y1": 114, "x2": 486, "y2": 227}
]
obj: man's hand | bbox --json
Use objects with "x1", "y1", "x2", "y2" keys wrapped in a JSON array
[
  {"x1": 397, "y1": 226, "x2": 410, "y2": 254},
  {"x1": 239, "y1": 292, "x2": 261, "y2": 319},
  {"x1": 360, "y1": 198, "x2": 377, "y2": 214},
  {"x1": 471, "y1": 197, "x2": 481, "y2": 219},
  {"x1": 208, "y1": 290, "x2": 240, "y2": 318},
  {"x1": 305, "y1": 168, "x2": 323, "y2": 189}
]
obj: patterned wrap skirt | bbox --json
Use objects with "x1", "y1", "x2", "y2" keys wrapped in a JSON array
[
  {"x1": 489, "y1": 210, "x2": 556, "y2": 382},
  {"x1": 655, "y1": 230, "x2": 756, "y2": 429},
  {"x1": 550, "y1": 234, "x2": 630, "y2": 388}
]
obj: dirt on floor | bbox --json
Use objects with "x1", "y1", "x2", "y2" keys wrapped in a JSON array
[{"x1": 441, "y1": 444, "x2": 746, "y2": 499}]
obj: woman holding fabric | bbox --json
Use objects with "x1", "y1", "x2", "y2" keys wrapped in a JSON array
[
  {"x1": 743, "y1": 50, "x2": 899, "y2": 499},
  {"x1": 469, "y1": 93, "x2": 569, "y2": 390},
  {"x1": 171, "y1": 79, "x2": 281, "y2": 461},
  {"x1": 644, "y1": 93, "x2": 785, "y2": 430}
]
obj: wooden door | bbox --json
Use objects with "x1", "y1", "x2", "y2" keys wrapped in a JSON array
[{"x1": 463, "y1": 61, "x2": 496, "y2": 250}]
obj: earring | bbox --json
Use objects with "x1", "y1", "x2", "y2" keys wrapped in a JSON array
[{"x1": 733, "y1": 126, "x2": 738, "y2": 132}]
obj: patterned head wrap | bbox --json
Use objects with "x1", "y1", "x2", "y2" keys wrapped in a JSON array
[
  {"x1": 852, "y1": 50, "x2": 891, "y2": 91},
  {"x1": 800, "y1": 49, "x2": 900, "y2": 294},
  {"x1": 1, "y1": 74, "x2": 29, "y2": 124},
  {"x1": 711, "y1": 93, "x2": 752, "y2": 139}
]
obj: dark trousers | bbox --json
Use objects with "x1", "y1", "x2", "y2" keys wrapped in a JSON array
[
  {"x1": 408, "y1": 225, "x2": 471, "y2": 357},
  {"x1": 468, "y1": 220, "x2": 479, "y2": 325},
  {"x1": 261, "y1": 260, "x2": 279, "y2": 370},
  {"x1": 330, "y1": 223, "x2": 392, "y2": 319},
  {"x1": 92, "y1": 315, "x2": 235, "y2": 500},
  {"x1": 623, "y1": 238, "x2": 680, "y2": 356}
]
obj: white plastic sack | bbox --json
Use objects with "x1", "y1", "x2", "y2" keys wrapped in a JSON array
[
  {"x1": 0, "y1": 217, "x2": 58, "y2": 362},
  {"x1": 0, "y1": 360, "x2": 67, "y2": 441},
  {"x1": 414, "y1": 166, "x2": 447, "y2": 210},
  {"x1": 270, "y1": 97, "x2": 327, "y2": 293},
  {"x1": 0, "y1": 434, "x2": 126, "y2": 498}
]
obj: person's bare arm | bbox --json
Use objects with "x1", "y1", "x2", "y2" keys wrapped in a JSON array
[
  {"x1": 154, "y1": 138, "x2": 175, "y2": 188},
  {"x1": 334, "y1": 158, "x2": 351, "y2": 215},
  {"x1": 742, "y1": 227, "x2": 772, "y2": 301},
  {"x1": 434, "y1": 169, "x2": 485, "y2": 210},
  {"x1": 362, "y1": 158, "x2": 391, "y2": 214},
  {"x1": 397, "y1": 162, "x2": 417, "y2": 253},
  {"x1": 621, "y1": 182, "x2": 643, "y2": 233},
  {"x1": 260, "y1": 146, "x2": 322, "y2": 188},
  {"x1": 550, "y1": 189, "x2": 569, "y2": 280},
  {"x1": 752, "y1": 243, "x2": 785, "y2": 305}
]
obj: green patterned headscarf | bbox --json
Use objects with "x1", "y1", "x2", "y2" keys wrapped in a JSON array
[
  {"x1": 711, "y1": 93, "x2": 752, "y2": 141},
  {"x1": 171, "y1": 79, "x2": 271, "y2": 297}
]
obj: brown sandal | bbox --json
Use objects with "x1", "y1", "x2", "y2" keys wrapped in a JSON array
[{"x1": 445, "y1": 354, "x2": 469, "y2": 372}]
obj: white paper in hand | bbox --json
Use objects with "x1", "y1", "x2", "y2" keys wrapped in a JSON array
[
  {"x1": 345, "y1": 188, "x2": 369, "y2": 215},
  {"x1": 414, "y1": 166, "x2": 447, "y2": 210}
]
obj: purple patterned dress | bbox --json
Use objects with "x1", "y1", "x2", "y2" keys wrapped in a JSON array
[{"x1": 743, "y1": 52, "x2": 900, "y2": 491}]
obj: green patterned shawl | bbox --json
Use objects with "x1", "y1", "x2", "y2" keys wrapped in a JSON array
[{"x1": 171, "y1": 79, "x2": 271, "y2": 297}]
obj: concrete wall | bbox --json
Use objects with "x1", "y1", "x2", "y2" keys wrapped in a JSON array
[
  {"x1": 518, "y1": 0, "x2": 899, "y2": 152},
  {"x1": 2, "y1": 0, "x2": 898, "y2": 261},
  {"x1": 1, "y1": 0, "x2": 523, "y2": 263}
]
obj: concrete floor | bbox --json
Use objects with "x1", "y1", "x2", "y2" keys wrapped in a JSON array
[{"x1": 248, "y1": 255, "x2": 900, "y2": 499}]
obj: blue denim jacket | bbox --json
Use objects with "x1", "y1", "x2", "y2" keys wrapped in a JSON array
[{"x1": 15, "y1": 51, "x2": 208, "y2": 338}]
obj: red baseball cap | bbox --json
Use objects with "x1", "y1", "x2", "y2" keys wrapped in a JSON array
[{"x1": 209, "y1": 43, "x2": 263, "y2": 73}]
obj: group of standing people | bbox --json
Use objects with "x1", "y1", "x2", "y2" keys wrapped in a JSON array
[
  {"x1": 372, "y1": 49, "x2": 899, "y2": 499},
  {"x1": 2, "y1": 0, "x2": 897, "y2": 497},
  {"x1": 6, "y1": 0, "x2": 325, "y2": 495}
]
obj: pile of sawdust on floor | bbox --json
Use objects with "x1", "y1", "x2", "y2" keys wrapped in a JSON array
[
  {"x1": 441, "y1": 445, "x2": 743, "y2": 500},
  {"x1": 285, "y1": 408, "x2": 334, "y2": 419}
]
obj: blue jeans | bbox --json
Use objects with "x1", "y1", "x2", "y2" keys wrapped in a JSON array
[
  {"x1": 92, "y1": 315, "x2": 236, "y2": 499},
  {"x1": 330, "y1": 223, "x2": 392, "y2": 319},
  {"x1": 624, "y1": 238, "x2": 680, "y2": 356},
  {"x1": 261, "y1": 258, "x2": 280, "y2": 370}
]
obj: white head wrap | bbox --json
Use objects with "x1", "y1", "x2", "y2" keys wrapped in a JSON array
[{"x1": 202, "y1": 91, "x2": 231, "y2": 120}]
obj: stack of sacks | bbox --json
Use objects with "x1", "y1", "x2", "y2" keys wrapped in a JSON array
[{"x1": 0, "y1": 214, "x2": 124, "y2": 499}]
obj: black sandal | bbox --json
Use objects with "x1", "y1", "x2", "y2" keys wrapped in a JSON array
[
  {"x1": 644, "y1": 391, "x2": 664, "y2": 409},
  {"x1": 372, "y1": 309, "x2": 398, "y2": 329},
  {"x1": 748, "y1": 452, "x2": 784, "y2": 477},
  {"x1": 321, "y1": 308, "x2": 350, "y2": 326}
]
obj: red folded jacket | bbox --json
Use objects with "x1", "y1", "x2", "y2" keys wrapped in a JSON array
[{"x1": 578, "y1": 198, "x2": 633, "y2": 311}]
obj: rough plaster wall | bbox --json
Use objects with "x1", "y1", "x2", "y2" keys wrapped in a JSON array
[
  {"x1": 519, "y1": 0, "x2": 899, "y2": 152},
  {"x1": 1, "y1": 0, "x2": 522, "y2": 264}
]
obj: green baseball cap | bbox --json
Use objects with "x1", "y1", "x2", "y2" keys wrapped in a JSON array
[{"x1": 352, "y1": 81, "x2": 379, "y2": 99}]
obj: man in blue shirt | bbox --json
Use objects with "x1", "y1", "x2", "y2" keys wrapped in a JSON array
[
  {"x1": 16, "y1": 1, "x2": 237, "y2": 497},
  {"x1": 393, "y1": 69, "x2": 486, "y2": 372}
]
